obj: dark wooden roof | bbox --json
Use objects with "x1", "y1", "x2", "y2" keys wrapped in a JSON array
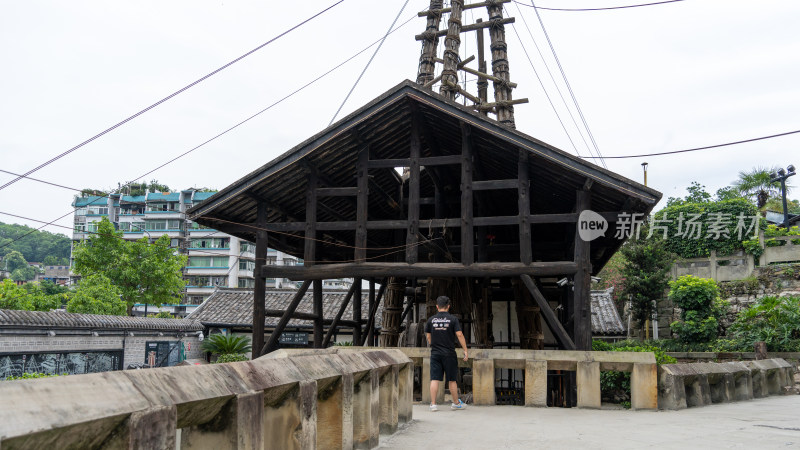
[
  {"x1": 0, "y1": 309, "x2": 203, "y2": 331},
  {"x1": 186, "y1": 288, "x2": 378, "y2": 329},
  {"x1": 188, "y1": 80, "x2": 662, "y2": 272}
]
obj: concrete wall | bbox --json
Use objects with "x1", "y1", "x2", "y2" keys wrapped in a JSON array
[{"x1": 0, "y1": 348, "x2": 412, "y2": 449}]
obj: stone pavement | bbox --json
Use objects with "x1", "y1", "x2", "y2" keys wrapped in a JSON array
[{"x1": 380, "y1": 396, "x2": 800, "y2": 449}]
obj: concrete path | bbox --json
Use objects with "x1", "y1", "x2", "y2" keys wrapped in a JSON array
[{"x1": 380, "y1": 396, "x2": 800, "y2": 449}]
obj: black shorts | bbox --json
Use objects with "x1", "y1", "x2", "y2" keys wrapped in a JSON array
[{"x1": 430, "y1": 353, "x2": 458, "y2": 383}]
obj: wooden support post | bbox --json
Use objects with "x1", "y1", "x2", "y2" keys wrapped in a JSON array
[
  {"x1": 461, "y1": 122, "x2": 474, "y2": 265},
  {"x1": 305, "y1": 170, "x2": 318, "y2": 265},
  {"x1": 486, "y1": 2, "x2": 515, "y2": 127},
  {"x1": 518, "y1": 150, "x2": 532, "y2": 265},
  {"x1": 520, "y1": 274, "x2": 575, "y2": 350},
  {"x1": 439, "y1": 0, "x2": 463, "y2": 100},
  {"x1": 476, "y1": 18, "x2": 489, "y2": 113},
  {"x1": 322, "y1": 283, "x2": 356, "y2": 347},
  {"x1": 366, "y1": 279, "x2": 376, "y2": 344},
  {"x1": 416, "y1": 0, "x2": 444, "y2": 86},
  {"x1": 353, "y1": 280, "x2": 363, "y2": 345},
  {"x1": 252, "y1": 201, "x2": 268, "y2": 359},
  {"x1": 356, "y1": 146, "x2": 369, "y2": 263},
  {"x1": 573, "y1": 189, "x2": 592, "y2": 350},
  {"x1": 362, "y1": 281, "x2": 388, "y2": 346},
  {"x1": 313, "y1": 279, "x2": 323, "y2": 348},
  {"x1": 261, "y1": 281, "x2": 312, "y2": 355},
  {"x1": 407, "y1": 118, "x2": 421, "y2": 264}
]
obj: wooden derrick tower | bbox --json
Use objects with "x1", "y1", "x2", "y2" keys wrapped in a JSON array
[{"x1": 415, "y1": 0, "x2": 527, "y2": 128}]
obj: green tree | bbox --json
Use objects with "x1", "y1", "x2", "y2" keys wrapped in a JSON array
[
  {"x1": 201, "y1": 334, "x2": 252, "y2": 356},
  {"x1": 0, "y1": 222, "x2": 71, "y2": 263},
  {"x1": 42, "y1": 255, "x2": 69, "y2": 266},
  {"x1": 732, "y1": 167, "x2": 787, "y2": 209},
  {"x1": 147, "y1": 311, "x2": 174, "y2": 319},
  {"x1": 669, "y1": 275, "x2": 728, "y2": 344},
  {"x1": 620, "y1": 238, "x2": 674, "y2": 334},
  {"x1": 66, "y1": 274, "x2": 126, "y2": 315},
  {"x1": 666, "y1": 182, "x2": 712, "y2": 207},
  {"x1": 4, "y1": 250, "x2": 28, "y2": 272},
  {"x1": 0, "y1": 279, "x2": 61, "y2": 311},
  {"x1": 72, "y1": 218, "x2": 187, "y2": 311}
]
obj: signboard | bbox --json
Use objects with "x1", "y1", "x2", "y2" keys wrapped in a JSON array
[{"x1": 278, "y1": 332, "x2": 308, "y2": 346}]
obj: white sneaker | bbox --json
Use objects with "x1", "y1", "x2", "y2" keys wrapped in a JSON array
[
  {"x1": 429, "y1": 404, "x2": 438, "y2": 412},
  {"x1": 451, "y1": 399, "x2": 466, "y2": 410}
]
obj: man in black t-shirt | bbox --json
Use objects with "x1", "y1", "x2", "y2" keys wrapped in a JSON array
[{"x1": 424, "y1": 295, "x2": 468, "y2": 411}]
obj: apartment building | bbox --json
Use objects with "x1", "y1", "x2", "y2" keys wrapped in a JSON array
[{"x1": 71, "y1": 189, "x2": 345, "y2": 316}]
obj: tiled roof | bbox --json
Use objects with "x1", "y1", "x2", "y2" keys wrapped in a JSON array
[
  {"x1": 590, "y1": 288, "x2": 625, "y2": 335},
  {"x1": 146, "y1": 192, "x2": 180, "y2": 201},
  {"x1": 187, "y1": 287, "x2": 380, "y2": 329},
  {"x1": 191, "y1": 192, "x2": 216, "y2": 202},
  {"x1": 0, "y1": 309, "x2": 203, "y2": 331},
  {"x1": 73, "y1": 196, "x2": 108, "y2": 207}
]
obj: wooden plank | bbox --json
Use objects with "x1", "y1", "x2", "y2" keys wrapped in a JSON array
[
  {"x1": 418, "y1": 0, "x2": 510, "y2": 17},
  {"x1": 367, "y1": 158, "x2": 410, "y2": 169},
  {"x1": 519, "y1": 150, "x2": 532, "y2": 265},
  {"x1": 260, "y1": 280, "x2": 312, "y2": 355},
  {"x1": 313, "y1": 279, "x2": 323, "y2": 347},
  {"x1": 473, "y1": 215, "x2": 518, "y2": 227},
  {"x1": 461, "y1": 122, "x2": 474, "y2": 265},
  {"x1": 263, "y1": 262, "x2": 579, "y2": 280},
  {"x1": 362, "y1": 280, "x2": 388, "y2": 346},
  {"x1": 321, "y1": 283, "x2": 357, "y2": 347},
  {"x1": 472, "y1": 179, "x2": 518, "y2": 191},
  {"x1": 433, "y1": 57, "x2": 519, "y2": 88},
  {"x1": 316, "y1": 187, "x2": 358, "y2": 197},
  {"x1": 252, "y1": 201, "x2": 268, "y2": 359},
  {"x1": 420, "y1": 155, "x2": 461, "y2": 166},
  {"x1": 353, "y1": 280, "x2": 363, "y2": 344},
  {"x1": 355, "y1": 147, "x2": 369, "y2": 263},
  {"x1": 416, "y1": 17, "x2": 515, "y2": 40},
  {"x1": 520, "y1": 275, "x2": 575, "y2": 350},
  {"x1": 366, "y1": 279, "x2": 376, "y2": 345},
  {"x1": 573, "y1": 189, "x2": 592, "y2": 350},
  {"x1": 407, "y1": 117, "x2": 421, "y2": 264},
  {"x1": 304, "y1": 171, "x2": 318, "y2": 266}
]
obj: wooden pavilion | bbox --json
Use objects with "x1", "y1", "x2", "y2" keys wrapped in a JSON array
[{"x1": 187, "y1": 79, "x2": 661, "y2": 357}]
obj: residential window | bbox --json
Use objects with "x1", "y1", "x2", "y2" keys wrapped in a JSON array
[
  {"x1": 87, "y1": 222, "x2": 100, "y2": 233},
  {"x1": 131, "y1": 222, "x2": 146, "y2": 232},
  {"x1": 186, "y1": 275, "x2": 227, "y2": 286},
  {"x1": 74, "y1": 223, "x2": 86, "y2": 233},
  {"x1": 238, "y1": 260, "x2": 255, "y2": 271},
  {"x1": 145, "y1": 220, "x2": 166, "y2": 231},
  {"x1": 238, "y1": 278, "x2": 255, "y2": 288},
  {"x1": 190, "y1": 238, "x2": 229, "y2": 249},
  {"x1": 168, "y1": 219, "x2": 182, "y2": 230},
  {"x1": 118, "y1": 222, "x2": 131, "y2": 232},
  {"x1": 75, "y1": 208, "x2": 87, "y2": 216},
  {"x1": 188, "y1": 256, "x2": 228, "y2": 268},
  {"x1": 240, "y1": 241, "x2": 254, "y2": 253}
]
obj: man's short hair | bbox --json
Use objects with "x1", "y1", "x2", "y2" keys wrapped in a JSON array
[{"x1": 436, "y1": 296, "x2": 451, "y2": 308}]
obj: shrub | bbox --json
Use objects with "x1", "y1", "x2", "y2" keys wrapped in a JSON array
[
  {"x1": 668, "y1": 276, "x2": 727, "y2": 344},
  {"x1": 201, "y1": 334, "x2": 252, "y2": 356},
  {"x1": 4, "y1": 372, "x2": 63, "y2": 381},
  {"x1": 728, "y1": 295, "x2": 800, "y2": 352},
  {"x1": 593, "y1": 340, "x2": 676, "y2": 406},
  {"x1": 214, "y1": 353, "x2": 249, "y2": 364}
]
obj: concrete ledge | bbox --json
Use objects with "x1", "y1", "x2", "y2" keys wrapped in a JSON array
[
  {"x1": 658, "y1": 358, "x2": 794, "y2": 410},
  {"x1": 0, "y1": 348, "x2": 412, "y2": 449}
]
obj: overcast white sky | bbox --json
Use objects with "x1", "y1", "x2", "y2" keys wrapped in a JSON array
[{"x1": 2, "y1": 0, "x2": 799, "y2": 237}]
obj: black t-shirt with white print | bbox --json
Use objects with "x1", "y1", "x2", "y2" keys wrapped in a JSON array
[{"x1": 425, "y1": 311, "x2": 461, "y2": 357}]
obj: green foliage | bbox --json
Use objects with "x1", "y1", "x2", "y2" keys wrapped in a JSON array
[
  {"x1": 147, "y1": 311, "x2": 174, "y2": 319},
  {"x1": 715, "y1": 186, "x2": 740, "y2": 202},
  {"x1": 201, "y1": 334, "x2": 252, "y2": 356},
  {"x1": 214, "y1": 353, "x2": 249, "y2": 363},
  {"x1": 764, "y1": 224, "x2": 800, "y2": 238},
  {"x1": 718, "y1": 277, "x2": 759, "y2": 297},
  {"x1": 72, "y1": 218, "x2": 186, "y2": 309},
  {"x1": 118, "y1": 179, "x2": 171, "y2": 196},
  {"x1": 668, "y1": 276, "x2": 727, "y2": 344},
  {"x1": 0, "y1": 279, "x2": 64, "y2": 311},
  {"x1": 595, "y1": 251, "x2": 626, "y2": 311},
  {"x1": 728, "y1": 295, "x2": 800, "y2": 352},
  {"x1": 666, "y1": 182, "x2": 713, "y2": 207},
  {"x1": 732, "y1": 167, "x2": 785, "y2": 209},
  {"x1": 593, "y1": 340, "x2": 676, "y2": 405},
  {"x1": 592, "y1": 339, "x2": 677, "y2": 365},
  {"x1": 66, "y1": 274, "x2": 126, "y2": 315},
  {"x1": 334, "y1": 340, "x2": 354, "y2": 346},
  {"x1": 4, "y1": 372, "x2": 64, "y2": 381},
  {"x1": 43, "y1": 255, "x2": 69, "y2": 266},
  {"x1": 0, "y1": 222, "x2": 71, "y2": 264},
  {"x1": 620, "y1": 238, "x2": 673, "y2": 330},
  {"x1": 658, "y1": 198, "x2": 761, "y2": 259},
  {"x1": 742, "y1": 239, "x2": 764, "y2": 258}
]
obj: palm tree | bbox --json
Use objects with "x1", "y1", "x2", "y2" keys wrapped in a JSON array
[
  {"x1": 200, "y1": 334, "x2": 252, "y2": 356},
  {"x1": 732, "y1": 167, "x2": 788, "y2": 209}
]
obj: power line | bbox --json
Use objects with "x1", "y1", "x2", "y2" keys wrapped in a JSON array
[
  {"x1": 514, "y1": 0, "x2": 686, "y2": 11},
  {"x1": 329, "y1": 0, "x2": 410, "y2": 126},
  {"x1": 506, "y1": 21, "x2": 583, "y2": 158},
  {"x1": 0, "y1": 169, "x2": 83, "y2": 193},
  {"x1": 529, "y1": 0, "x2": 608, "y2": 168},
  {"x1": 583, "y1": 129, "x2": 800, "y2": 159},
  {"x1": 0, "y1": 13, "x2": 419, "y2": 250},
  {"x1": 0, "y1": 0, "x2": 345, "y2": 194}
]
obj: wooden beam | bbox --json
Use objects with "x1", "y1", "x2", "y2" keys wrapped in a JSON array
[
  {"x1": 461, "y1": 122, "x2": 474, "y2": 265},
  {"x1": 473, "y1": 98, "x2": 529, "y2": 111},
  {"x1": 520, "y1": 275, "x2": 575, "y2": 350},
  {"x1": 362, "y1": 280, "x2": 388, "y2": 346},
  {"x1": 418, "y1": 0, "x2": 510, "y2": 17},
  {"x1": 251, "y1": 201, "x2": 268, "y2": 359},
  {"x1": 416, "y1": 17, "x2": 515, "y2": 40},
  {"x1": 263, "y1": 262, "x2": 579, "y2": 280},
  {"x1": 355, "y1": 147, "x2": 369, "y2": 263},
  {"x1": 366, "y1": 278, "x2": 376, "y2": 345},
  {"x1": 304, "y1": 171, "x2": 318, "y2": 266},
  {"x1": 407, "y1": 115, "x2": 421, "y2": 264},
  {"x1": 573, "y1": 189, "x2": 592, "y2": 350},
  {"x1": 518, "y1": 150, "x2": 532, "y2": 265},
  {"x1": 472, "y1": 179, "x2": 518, "y2": 191},
  {"x1": 260, "y1": 280, "x2": 312, "y2": 355},
  {"x1": 313, "y1": 279, "x2": 323, "y2": 347},
  {"x1": 368, "y1": 158, "x2": 410, "y2": 169},
  {"x1": 321, "y1": 283, "x2": 357, "y2": 347},
  {"x1": 421, "y1": 155, "x2": 461, "y2": 166},
  {"x1": 353, "y1": 280, "x2": 362, "y2": 344},
  {"x1": 316, "y1": 187, "x2": 358, "y2": 197},
  {"x1": 433, "y1": 57, "x2": 518, "y2": 88}
]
